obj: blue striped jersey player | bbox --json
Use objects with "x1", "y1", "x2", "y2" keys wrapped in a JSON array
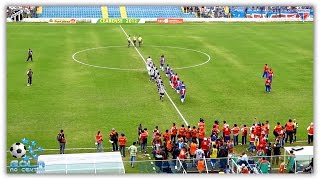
[
  {"x1": 160, "y1": 55, "x2": 165, "y2": 71},
  {"x1": 165, "y1": 64, "x2": 170, "y2": 77},
  {"x1": 180, "y1": 87, "x2": 186, "y2": 103}
]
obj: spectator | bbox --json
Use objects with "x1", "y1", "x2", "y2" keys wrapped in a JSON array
[
  {"x1": 231, "y1": 124, "x2": 239, "y2": 146},
  {"x1": 241, "y1": 124, "x2": 248, "y2": 145},
  {"x1": 139, "y1": 129, "x2": 148, "y2": 153},
  {"x1": 237, "y1": 152, "x2": 249, "y2": 166},
  {"x1": 287, "y1": 150, "x2": 296, "y2": 173},
  {"x1": 128, "y1": 142, "x2": 137, "y2": 168},
  {"x1": 272, "y1": 139, "x2": 281, "y2": 165}
]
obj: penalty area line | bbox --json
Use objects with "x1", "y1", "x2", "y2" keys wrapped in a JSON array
[{"x1": 119, "y1": 25, "x2": 189, "y2": 126}]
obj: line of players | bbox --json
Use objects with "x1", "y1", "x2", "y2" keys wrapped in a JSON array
[
  {"x1": 164, "y1": 62, "x2": 186, "y2": 103},
  {"x1": 262, "y1": 64, "x2": 274, "y2": 93},
  {"x1": 146, "y1": 56, "x2": 166, "y2": 101}
]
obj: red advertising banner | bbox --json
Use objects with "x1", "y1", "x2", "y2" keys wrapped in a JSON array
[{"x1": 157, "y1": 18, "x2": 183, "y2": 24}]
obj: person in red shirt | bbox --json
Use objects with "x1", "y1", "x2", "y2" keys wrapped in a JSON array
[
  {"x1": 268, "y1": 68, "x2": 274, "y2": 82},
  {"x1": 185, "y1": 125, "x2": 192, "y2": 143},
  {"x1": 178, "y1": 124, "x2": 186, "y2": 141},
  {"x1": 95, "y1": 130, "x2": 103, "y2": 152},
  {"x1": 273, "y1": 122, "x2": 282, "y2": 138},
  {"x1": 201, "y1": 137, "x2": 210, "y2": 158},
  {"x1": 119, "y1": 133, "x2": 127, "y2": 157},
  {"x1": 223, "y1": 125, "x2": 231, "y2": 142},
  {"x1": 163, "y1": 129, "x2": 171, "y2": 143},
  {"x1": 191, "y1": 126, "x2": 198, "y2": 142},
  {"x1": 241, "y1": 125, "x2": 248, "y2": 145},
  {"x1": 265, "y1": 78, "x2": 271, "y2": 93},
  {"x1": 198, "y1": 118, "x2": 205, "y2": 131},
  {"x1": 285, "y1": 119, "x2": 294, "y2": 144},
  {"x1": 198, "y1": 128, "x2": 205, "y2": 148},
  {"x1": 262, "y1": 64, "x2": 269, "y2": 78},
  {"x1": 171, "y1": 123, "x2": 177, "y2": 143},
  {"x1": 231, "y1": 124, "x2": 240, "y2": 146},
  {"x1": 139, "y1": 130, "x2": 148, "y2": 153},
  {"x1": 247, "y1": 129, "x2": 256, "y2": 153}
]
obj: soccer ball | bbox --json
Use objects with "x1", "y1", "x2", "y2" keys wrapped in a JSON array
[
  {"x1": 95, "y1": 142, "x2": 98, "y2": 146},
  {"x1": 10, "y1": 142, "x2": 26, "y2": 158}
]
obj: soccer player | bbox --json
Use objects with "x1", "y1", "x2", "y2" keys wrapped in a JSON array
[
  {"x1": 268, "y1": 68, "x2": 274, "y2": 82},
  {"x1": 176, "y1": 78, "x2": 181, "y2": 94},
  {"x1": 26, "y1": 68, "x2": 33, "y2": 86},
  {"x1": 307, "y1": 122, "x2": 313, "y2": 144},
  {"x1": 146, "y1": 56, "x2": 153, "y2": 70},
  {"x1": 160, "y1": 55, "x2": 165, "y2": 71},
  {"x1": 149, "y1": 67, "x2": 155, "y2": 81},
  {"x1": 127, "y1": 35, "x2": 131, "y2": 48},
  {"x1": 265, "y1": 78, "x2": 271, "y2": 93},
  {"x1": 180, "y1": 86, "x2": 186, "y2": 103},
  {"x1": 165, "y1": 64, "x2": 170, "y2": 77},
  {"x1": 133, "y1": 35, "x2": 137, "y2": 47},
  {"x1": 262, "y1": 64, "x2": 268, "y2": 78},
  {"x1": 26, "y1": 48, "x2": 33, "y2": 62},
  {"x1": 159, "y1": 85, "x2": 165, "y2": 101},
  {"x1": 138, "y1": 35, "x2": 142, "y2": 47}
]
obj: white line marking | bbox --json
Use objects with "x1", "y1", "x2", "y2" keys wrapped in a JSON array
[
  {"x1": 72, "y1": 45, "x2": 211, "y2": 71},
  {"x1": 72, "y1": 46, "x2": 145, "y2": 71},
  {"x1": 119, "y1": 25, "x2": 189, "y2": 126}
]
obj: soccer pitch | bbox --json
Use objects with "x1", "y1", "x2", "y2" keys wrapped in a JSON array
[{"x1": 7, "y1": 22, "x2": 313, "y2": 156}]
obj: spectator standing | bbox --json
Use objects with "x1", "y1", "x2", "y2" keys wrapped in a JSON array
[
  {"x1": 128, "y1": 142, "x2": 138, "y2": 168},
  {"x1": 139, "y1": 129, "x2": 148, "y2": 153},
  {"x1": 56, "y1": 129, "x2": 66, "y2": 154},
  {"x1": 95, "y1": 130, "x2": 103, "y2": 152},
  {"x1": 272, "y1": 139, "x2": 281, "y2": 165},
  {"x1": 109, "y1": 128, "x2": 119, "y2": 151},
  {"x1": 287, "y1": 150, "x2": 296, "y2": 173},
  {"x1": 307, "y1": 122, "x2": 314, "y2": 144},
  {"x1": 170, "y1": 123, "x2": 177, "y2": 143},
  {"x1": 241, "y1": 125, "x2": 248, "y2": 145},
  {"x1": 285, "y1": 119, "x2": 294, "y2": 144},
  {"x1": 119, "y1": 133, "x2": 127, "y2": 157},
  {"x1": 197, "y1": 158, "x2": 205, "y2": 173},
  {"x1": 26, "y1": 68, "x2": 33, "y2": 86},
  {"x1": 231, "y1": 124, "x2": 239, "y2": 146}
]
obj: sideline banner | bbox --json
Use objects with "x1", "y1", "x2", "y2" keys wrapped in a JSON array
[
  {"x1": 98, "y1": 18, "x2": 141, "y2": 24},
  {"x1": 157, "y1": 18, "x2": 183, "y2": 24},
  {"x1": 48, "y1": 18, "x2": 77, "y2": 24}
]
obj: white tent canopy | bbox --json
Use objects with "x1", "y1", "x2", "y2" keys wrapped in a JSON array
[
  {"x1": 37, "y1": 152, "x2": 125, "y2": 174},
  {"x1": 284, "y1": 146, "x2": 313, "y2": 161}
]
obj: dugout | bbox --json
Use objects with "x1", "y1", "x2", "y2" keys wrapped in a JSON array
[{"x1": 283, "y1": 146, "x2": 313, "y2": 173}]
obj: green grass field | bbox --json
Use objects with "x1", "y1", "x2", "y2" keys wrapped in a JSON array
[{"x1": 7, "y1": 22, "x2": 313, "y2": 172}]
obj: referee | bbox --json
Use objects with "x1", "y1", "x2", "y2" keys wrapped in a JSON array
[
  {"x1": 27, "y1": 68, "x2": 33, "y2": 86},
  {"x1": 26, "y1": 48, "x2": 33, "y2": 62},
  {"x1": 127, "y1": 35, "x2": 131, "y2": 48}
]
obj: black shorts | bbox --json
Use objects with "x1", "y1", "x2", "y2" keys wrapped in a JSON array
[
  {"x1": 133, "y1": 40, "x2": 136, "y2": 43},
  {"x1": 160, "y1": 93, "x2": 164, "y2": 96}
]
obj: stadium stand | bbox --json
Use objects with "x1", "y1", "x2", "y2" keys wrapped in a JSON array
[
  {"x1": 125, "y1": 6, "x2": 195, "y2": 18},
  {"x1": 38, "y1": 6, "x2": 102, "y2": 18},
  {"x1": 108, "y1": 6, "x2": 121, "y2": 18}
]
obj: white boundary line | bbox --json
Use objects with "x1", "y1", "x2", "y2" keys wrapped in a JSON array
[
  {"x1": 72, "y1": 45, "x2": 211, "y2": 71},
  {"x1": 120, "y1": 25, "x2": 189, "y2": 126},
  {"x1": 71, "y1": 46, "x2": 145, "y2": 71}
]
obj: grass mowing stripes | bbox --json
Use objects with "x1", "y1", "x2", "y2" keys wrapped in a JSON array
[{"x1": 7, "y1": 23, "x2": 313, "y2": 171}]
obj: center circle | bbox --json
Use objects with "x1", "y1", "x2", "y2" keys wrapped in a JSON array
[{"x1": 72, "y1": 46, "x2": 211, "y2": 71}]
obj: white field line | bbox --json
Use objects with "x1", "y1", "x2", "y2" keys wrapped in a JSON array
[{"x1": 119, "y1": 25, "x2": 189, "y2": 126}]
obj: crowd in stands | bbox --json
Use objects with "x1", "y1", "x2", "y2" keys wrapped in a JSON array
[
  {"x1": 6, "y1": 6, "x2": 37, "y2": 19},
  {"x1": 183, "y1": 6, "x2": 313, "y2": 18}
]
